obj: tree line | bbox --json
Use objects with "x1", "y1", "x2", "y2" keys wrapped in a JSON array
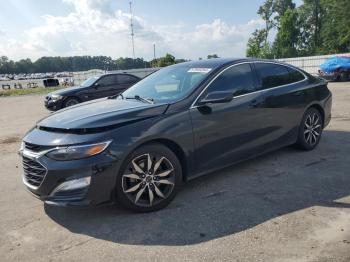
[
  {"x1": 0, "y1": 53, "x2": 221, "y2": 74},
  {"x1": 0, "y1": 56, "x2": 152, "y2": 74},
  {"x1": 246, "y1": 0, "x2": 350, "y2": 59}
]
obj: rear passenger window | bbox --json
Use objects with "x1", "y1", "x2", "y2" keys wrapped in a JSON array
[
  {"x1": 255, "y1": 63, "x2": 290, "y2": 90},
  {"x1": 288, "y1": 67, "x2": 305, "y2": 82},
  {"x1": 118, "y1": 74, "x2": 138, "y2": 84},
  {"x1": 97, "y1": 75, "x2": 117, "y2": 86},
  {"x1": 206, "y1": 63, "x2": 255, "y2": 96}
]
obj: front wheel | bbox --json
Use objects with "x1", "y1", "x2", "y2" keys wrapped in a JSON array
[
  {"x1": 116, "y1": 143, "x2": 182, "y2": 212},
  {"x1": 63, "y1": 97, "x2": 80, "y2": 108},
  {"x1": 295, "y1": 108, "x2": 323, "y2": 151}
]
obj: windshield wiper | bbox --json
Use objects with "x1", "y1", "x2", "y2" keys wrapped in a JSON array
[
  {"x1": 108, "y1": 93, "x2": 124, "y2": 99},
  {"x1": 125, "y1": 95, "x2": 154, "y2": 104}
]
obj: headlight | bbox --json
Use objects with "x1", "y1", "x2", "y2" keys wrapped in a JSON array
[
  {"x1": 50, "y1": 94, "x2": 62, "y2": 101},
  {"x1": 19, "y1": 141, "x2": 24, "y2": 151},
  {"x1": 46, "y1": 141, "x2": 112, "y2": 161}
]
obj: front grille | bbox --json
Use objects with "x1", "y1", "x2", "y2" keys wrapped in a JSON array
[
  {"x1": 22, "y1": 156, "x2": 46, "y2": 188},
  {"x1": 24, "y1": 142, "x2": 53, "y2": 152}
]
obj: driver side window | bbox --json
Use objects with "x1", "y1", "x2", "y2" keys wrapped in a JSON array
[
  {"x1": 206, "y1": 63, "x2": 255, "y2": 97},
  {"x1": 97, "y1": 75, "x2": 117, "y2": 86}
]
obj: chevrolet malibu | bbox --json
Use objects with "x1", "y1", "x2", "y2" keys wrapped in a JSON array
[{"x1": 19, "y1": 58, "x2": 332, "y2": 212}]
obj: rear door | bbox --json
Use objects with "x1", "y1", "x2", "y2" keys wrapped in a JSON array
[
  {"x1": 253, "y1": 62, "x2": 308, "y2": 147},
  {"x1": 115, "y1": 74, "x2": 139, "y2": 93},
  {"x1": 190, "y1": 63, "x2": 270, "y2": 174}
]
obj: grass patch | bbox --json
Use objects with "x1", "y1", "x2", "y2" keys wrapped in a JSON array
[{"x1": 0, "y1": 87, "x2": 63, "y2": 97}]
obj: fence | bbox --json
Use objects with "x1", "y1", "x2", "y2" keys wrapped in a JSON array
[
  {"x1": 72, "y1": 68, "x2": 159, "y2": 85},
  {"x1": 2, "y1": 53, "x2": 350, "y2": 90},
  {"x1": 277, "y1": 53, "x2": 350, "y2": 75},
  {"x1": 72, "y1": 69, "x2": 105, "y2": 85}
]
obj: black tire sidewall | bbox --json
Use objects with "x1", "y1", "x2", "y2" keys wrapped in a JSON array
[
  {"x1": 115, "y1": 143, "x2": 182, "y2": 212},
  {"x1": 64, "y1": 97, "x2": 79, "y2": 108},
  {"x1": 340, "y1": 72, "x2": 349, "y2": 82},
  {"x1": 297, "y1": 108, "x2": 323, "y2": 151}
]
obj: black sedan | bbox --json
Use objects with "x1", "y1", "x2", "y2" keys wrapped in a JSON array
[
  {"x1": 44, "y1": 73, "x2": 140, "y2": 111},
  {"x1": 20, "y1": 58, "x2": 332, "y2": 212}
]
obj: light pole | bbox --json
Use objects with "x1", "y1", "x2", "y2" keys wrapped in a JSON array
[{"x1": 129, "y1": 1, "x2": 135, "y2": 61}]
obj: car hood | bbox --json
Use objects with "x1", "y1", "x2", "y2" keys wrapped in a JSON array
[
  {"x1": 49, "y1": 85, "x2": 86, "y2": 96},
  {"x1": 37, "y1": 98, "x2": 169, "y2": 133}
]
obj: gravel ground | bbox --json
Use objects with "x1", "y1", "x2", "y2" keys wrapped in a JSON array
[{"x1": 0, "y1": 82, "x2": 349, "y2": 262}]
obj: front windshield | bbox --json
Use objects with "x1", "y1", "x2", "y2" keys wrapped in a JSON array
[
  {"x1": 122, "y1": 64, "x2": 214, "y2": 103},
  {"x1": 80, "y1": 76, "x2": 99, "y2": 87}
]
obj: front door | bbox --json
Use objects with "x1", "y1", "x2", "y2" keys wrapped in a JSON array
[
  {"x1": 190, "y1": 63, "x2": 271, "y2": 175},
  {"x1": 92, "y1": 75, "x2": 119, "y2": 99}
]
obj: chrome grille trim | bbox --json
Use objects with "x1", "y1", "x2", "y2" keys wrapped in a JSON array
[{"x1": 22, "y1": 156, "x2": 47, "y2": 189}]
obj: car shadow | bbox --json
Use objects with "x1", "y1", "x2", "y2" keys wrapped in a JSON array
[{"x1": 45, "y1": 130, "x2": 350, "y2": 246}]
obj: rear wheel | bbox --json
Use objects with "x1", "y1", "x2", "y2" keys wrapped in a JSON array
[
  {"x1": 63, "y1": 97, "x2": 80, "y2": 108},
  {"x1": 116, "y1": 143, "x2": 182, "y2": 212},
  {"x1": 295, "y1": 108, "x2": 323, "y2": 151},
  {"x1": 340, "y1": 72, "x2": 349, "y2": 82}
]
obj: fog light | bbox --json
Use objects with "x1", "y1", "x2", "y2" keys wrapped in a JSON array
[{"x1": 51, "y1": 176, "x2": 91, "y2": 196}]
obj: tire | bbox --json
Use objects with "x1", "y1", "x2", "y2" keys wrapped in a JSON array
[
  {"x1": 63, "y1": 97, "x2": 80, "y2": 108},
  {"x1": 295, "y1": 107, "x2": 323, "y2": 151},
  {"x1": 116, "y1": 143, "x2": 182, "y2": 212},
  {"x1": 340, "y1": 72, "x2": 349, "y2": 82}
]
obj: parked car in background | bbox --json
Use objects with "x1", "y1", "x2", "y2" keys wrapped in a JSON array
[
  {"x1": 319, "y1": 56, "x2": 350, "y2": 81},
  {"x1": 20, "y1": 58, "x2": 332, "y2": 212},
  {"x1": 43, "y1": 78, "x2": 60, "y2": 88},
  {"x1": 44, "y1": 73, "x2": 140, "y2": 111}
]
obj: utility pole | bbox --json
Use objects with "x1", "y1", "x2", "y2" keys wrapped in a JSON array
[
  {"x1": 153, "y1": 44, "x2": 156, "y2": 60},
  {"x1": 129, "y1": 1, "x2": 135, "y2": 61}
]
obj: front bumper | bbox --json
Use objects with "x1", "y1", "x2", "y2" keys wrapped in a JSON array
[
  {"x1": 20, "y1": 146, "x2": 120, "y2": 207},
  {"x1": 44, "y1": 97, "x2": 63, "y2": 111}
]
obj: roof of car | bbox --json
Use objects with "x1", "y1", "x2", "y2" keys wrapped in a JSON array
[
  {"x1": 103, "y1": 73, "x2": 140, "y2": 78},
  {"x1": 172, "y1": 58, "x2": 307, "y2": 72},
  {"x1": 174, "y1": 57, "x2": 257, "y2": 68}
]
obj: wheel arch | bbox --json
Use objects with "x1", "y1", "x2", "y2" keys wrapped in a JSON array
[
  {"x1": 64, "y1": 95, "x2": 81, "y2": 102},
  {"x1": 62, "y1": 96, "x2": 82, "y2": 108},
  {"x1": 134, "y1": 138, "x2": 189, "y2": 182},
  {"x1": 307, "y1": 104, "x2": 325, "y2": 127}
]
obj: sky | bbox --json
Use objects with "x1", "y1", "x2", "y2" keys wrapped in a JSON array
[{"x1": 0, "y1": 0, "x2": 302, "y2": 61}]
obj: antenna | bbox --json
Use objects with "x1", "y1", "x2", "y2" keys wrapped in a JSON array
[{"x1": 129, "y1": 1, "x2": 135, "y2": 60}]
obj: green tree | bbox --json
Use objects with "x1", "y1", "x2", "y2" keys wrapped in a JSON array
[
  {"x1": 320, "y1": 0, "x2": 350, "y2": 53},
  {"x1": 298, "y1": 0, "x2": 323, "y2": 54},
  {"x1": 151, "y1": 53, "x2": 176, "y2": 67},
  {"x1": 246, "y1": 0, "x2": 350, "y2": 58},
  {"x1": 246, "y1": 29, "x2": 273, "y2": 58},
  {"x1": 273, "y1": 8, "x2": 300, "y2": 58},
  {"x1": 273, "y1": 0, "x2": 296, "y2": 26},
  {"x1": 175, "y1": 59, "x2": 187, "y2": 64},
  {"x1": 258, "y1": 0, "x2": 275, "y2": 44},
  {"x1": 0, "y1": 56, "x2": 152, "y2": 74},
  {"x1": 207, "y1": 54, "x2": 219, "y2": 59}
]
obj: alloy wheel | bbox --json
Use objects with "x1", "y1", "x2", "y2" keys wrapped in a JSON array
[
  {"x1": 122, "y1": 153, "x2": 175, "y2": 207},
  {"x1": 303, "y1": 112, "x2": 322, "y2": 146}
]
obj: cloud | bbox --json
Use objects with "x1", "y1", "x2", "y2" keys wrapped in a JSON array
[
  {"x1": 159, "y1": 18, "x2": 264, "y2": 59},
  {"x1": 0, "y1": 0, "x2": 264, "y2": 61}
]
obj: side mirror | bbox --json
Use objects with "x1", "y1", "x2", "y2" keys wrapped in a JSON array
[
  {"x1": 93, "y1": 83, "x2": 100, "y2": 89},
  {"x1": 199, "y1": 91, "x2": 233, "y2": 105}
]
